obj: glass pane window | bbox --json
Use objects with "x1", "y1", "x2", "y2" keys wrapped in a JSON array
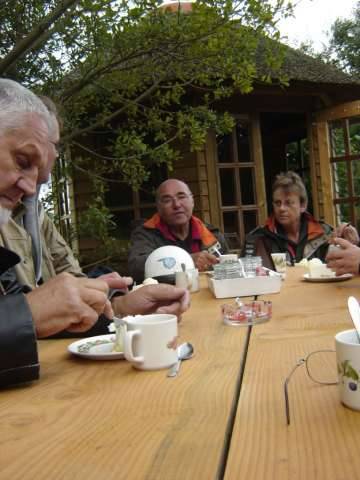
[
  {"x1": 105, "y1": 180, "x2": 133, "y2": 207},
  {"x1": 329, "y1": 120, "x2": 346, "y2": 157},
  {"x1": 217, "y1": 133, "x2": 234, "y2": 163},
  {"x1": 243, "y1": 210, "x2": 258, "y2": 235},
  {"x1": 349, "y1": 117, "x2": 360, "y2": 155},
  {"x1": 337, "y1": 203, "x2": 351, "y2": 223},
  {"x1": 239, "y1": 167, "x2": 255, "y2": 205},
  {"x1": 352, "y1": 160, "x2": 360, "y2": 196},
  {"x1": 222, "y1": 211, "x2": 241, "y2": 249},
  {"x1": 236, "y1": 122, "x2": 251, "y2": 163},
  {"x1": 332, "y1": 162, "x2": 348, "y2": 198},
  {"x1": 355, "y1": 204, "x2": 360, "y2": 232},
  {"x1": 220, "y1": 168, "x2": 237, "y2": 206}
]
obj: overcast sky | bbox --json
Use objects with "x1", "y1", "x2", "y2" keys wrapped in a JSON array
[{"x1": 277, "y1": 0, "x2": 357, "y2": 52}]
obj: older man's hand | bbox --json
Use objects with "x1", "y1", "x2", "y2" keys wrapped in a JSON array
[
  {"x1": 326, "y1": 237, "x2": 360, "y2": 276},
  {"x1": 26, "y1": 273, "x2": 113, "y2": 338},
  {"x1": 333, "y1": 223, "x2": 359, "y2": 245},
  {"x1": 191, "y1": 251, "x2": 219, "y2": 272},
  {"x1": 99, "y1": 272, "x2": 133, "y2": 292},
  {"x1": 112, "y1": 284, "x2": 190, "y2": 320}
]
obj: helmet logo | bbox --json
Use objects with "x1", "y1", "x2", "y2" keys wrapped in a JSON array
[{"x1": 158, "y1": 257, "x2": 176, "y2": 270}]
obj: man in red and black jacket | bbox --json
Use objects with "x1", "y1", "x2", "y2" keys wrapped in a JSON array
[{"x1": 128, "y1": 179, "x2": 229, "y2": 284}]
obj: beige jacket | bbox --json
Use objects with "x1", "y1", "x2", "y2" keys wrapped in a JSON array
[{"x1": 0, "y1": 204, "x2": 84, "y2": 288}]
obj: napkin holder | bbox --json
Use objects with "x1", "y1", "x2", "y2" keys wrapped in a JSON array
[{"x1": 207, "y1": 268, "x2": 281, "y2": 299}]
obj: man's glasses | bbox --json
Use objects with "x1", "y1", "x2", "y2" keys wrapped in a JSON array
[
  {"x1": 284, "y1": 349, "x2": 338, "y2": 425},
  {"x1": 158, "y1": 192, "x2": 193, "y2": 206}
]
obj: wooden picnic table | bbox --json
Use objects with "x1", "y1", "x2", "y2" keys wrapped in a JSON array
[
  {"x1": 1, "y1": 276, "x2": 250, "y2": 480},
  {"x1": 2, "y1": 268, "x2": 360, "y2": 480},
  {"x1": 224, "y1": 267, "x2": 360, "y2": 480}
]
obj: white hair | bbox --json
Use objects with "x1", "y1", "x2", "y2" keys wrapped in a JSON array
[{"x1": 0, "y1": 78, "x2": 53, "y2": 135}]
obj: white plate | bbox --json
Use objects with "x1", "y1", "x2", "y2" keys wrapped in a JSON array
[
  {"x1": 303, "y1": 273, "x2": 353, "y2": 283},
  {"x1": 67, "y1": 334, "x2": 124, "y2": 360}
]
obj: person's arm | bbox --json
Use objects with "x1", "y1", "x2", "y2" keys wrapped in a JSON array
[
  {"x1": 128, "y1": 226, "x2": 160, "y2": 284},
  {"x1": 0, "y1": 294, "x2": 39, "y2": 388}
]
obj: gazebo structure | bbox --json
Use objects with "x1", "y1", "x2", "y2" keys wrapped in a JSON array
[{"x1": 71, "y1": 45, "x2": 360, "y2": 267}]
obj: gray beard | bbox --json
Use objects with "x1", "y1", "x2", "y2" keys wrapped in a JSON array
[{"x1": 0, "y1": 205, "x2": 12, "y2": 227}]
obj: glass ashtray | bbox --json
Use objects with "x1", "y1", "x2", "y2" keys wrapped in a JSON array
[{"x1": 221, "y1": 299, "x2": 272, "y2": 327}]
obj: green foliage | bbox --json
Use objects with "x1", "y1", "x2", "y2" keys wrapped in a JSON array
[
  {"x1": 0, "y1": 0, "x2": 291, "y2": 246},
  {"x1": 76, "y1": 178, "x2": 116, "y2": 241},
  {"x1": 0, "y1": 0, "x2": 290, "y2": 184},
  {"x1": 326, "y1": 1, "x2": 360, "y2": 77}
]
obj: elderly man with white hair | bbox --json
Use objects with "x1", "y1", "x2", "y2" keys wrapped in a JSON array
[
  {"x1": 0, "y1": 79, "x2": 190, "y2": 388},
  {"x1": 0, "y1": 79, "x2": 117, "y2": 387}
]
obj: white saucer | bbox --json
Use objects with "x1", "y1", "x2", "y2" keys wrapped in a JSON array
[
  {"x1": 303, "y1": 273, "x2": 353, "y2": 283},
  {"x1": 67, "y1": 334, "x2": 124, "y2": 360}
]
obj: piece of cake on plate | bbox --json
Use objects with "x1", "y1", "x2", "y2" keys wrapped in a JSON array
[{"x1": 308, "y1": 258, "x2": 335, "y2": 278}]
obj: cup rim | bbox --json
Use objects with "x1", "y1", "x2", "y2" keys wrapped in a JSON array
[
  {"x1": 123, "y1": 313, "x2": 177, "y2": 326},
  {"x1": 335, "y1": 328, "x2": 360, "y2": 346}
]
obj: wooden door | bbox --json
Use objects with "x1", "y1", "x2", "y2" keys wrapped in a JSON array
[{"x1": 214, "y1": 114, "x2": 266, "y2": 251}]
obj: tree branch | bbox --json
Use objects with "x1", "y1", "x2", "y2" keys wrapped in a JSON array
[
  {"x1": 0, "y1": 0, "x2": 81, "y2": 75},
  {"x1": 62, "y1": 79, "x2": 161, "y2": 142}
]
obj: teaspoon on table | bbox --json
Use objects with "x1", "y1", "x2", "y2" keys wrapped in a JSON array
[
  {"x1": 167, "y1": 342, "x2": 194, "y2": 377},
  {"x1": 348, "y1": 296, "x2": 360, "y2": 342}
]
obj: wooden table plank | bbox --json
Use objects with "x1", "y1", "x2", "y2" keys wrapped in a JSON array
[
  {"x1": 225, "y1": 267, "x2": 360, "y2": 480},
  {"x1": 1, "y1": 277, "x2": 250, "y2": 480}
]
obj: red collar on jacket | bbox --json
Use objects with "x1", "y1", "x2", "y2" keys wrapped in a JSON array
[
  {"x1": 143, "y1": 213, "x2": 217, "y2": 252},
  {"x1": 265, "y1": 212, "x2": 325, "y2": 241}
]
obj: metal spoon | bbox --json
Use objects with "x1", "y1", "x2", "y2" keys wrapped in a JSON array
[
  {"x1": 348, "y1": 296, "x2": 360, "y2": 342},
  {"x1": 167, "y1": 342, "x2": 194, "y2": 377}
]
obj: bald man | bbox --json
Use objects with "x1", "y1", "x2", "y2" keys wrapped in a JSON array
[{"x1": 128, "y1": 179, "x2": 228, "y2": 283}]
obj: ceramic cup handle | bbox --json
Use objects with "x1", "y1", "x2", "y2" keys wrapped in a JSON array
[{"x1": 124, "y1": 330, "x2": 144, "y2": 364}]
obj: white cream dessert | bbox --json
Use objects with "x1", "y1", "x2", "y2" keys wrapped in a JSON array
[{"x1": 308, "y1": 258, "x2": 335, "y2": 278}]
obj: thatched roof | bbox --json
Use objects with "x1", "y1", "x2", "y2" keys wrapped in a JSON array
[{"x1": 279, "y1": 46, "x2": 360, "y2": 85}]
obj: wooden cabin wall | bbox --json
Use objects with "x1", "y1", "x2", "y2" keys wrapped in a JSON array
[
  {"x1": 308, "y1": 116, "x2": 322, "y2": 220},
  {"x1": 171, "y1": 137, "x2": 222, "y2": 228}
]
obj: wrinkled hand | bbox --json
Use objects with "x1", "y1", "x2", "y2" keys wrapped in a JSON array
[
  {"x1": 26, "y1": 273, "x2": 113, "y2": 338},
  {"x1": 112, "y1": 284, "x2": 190, "y2": 320},
  {"x1": 191, "y1": 251, "x2": 219, "y2": 272},
  {"x1": 326, "y1": 237, "x2": 360, "y2": 276},
  {"x1": 99, "y1": 272, "x2": 133, "y2": 292},
  {"x1": 332, "y1": 223, "x2": 359, "y2": 245}
]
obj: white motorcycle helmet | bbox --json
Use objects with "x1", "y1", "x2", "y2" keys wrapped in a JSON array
[{"x1": 144, "y1": 245, "x2": 195, "y2": 284}]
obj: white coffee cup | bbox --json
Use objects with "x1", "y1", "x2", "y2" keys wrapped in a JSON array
[
  {"x1": 335, "y1": 329, "x2": 360, "y2": 410},
  {"x1": 124, "y1": 314, "x2": 178, "y2": 370},
  {"x1": 271, "y1": 253, "x2": 287, "y2": 273}
]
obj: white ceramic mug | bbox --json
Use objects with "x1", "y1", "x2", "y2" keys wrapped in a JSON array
[
  {"x1": 270, "y1": 253, "x2": 287, "y2": 273},
  {"x1": 335, "y1": 329, "x2": 360, "y2": 410},
  {"x1": 124, "y1": 314, "x2": 178, "y2": 370}
]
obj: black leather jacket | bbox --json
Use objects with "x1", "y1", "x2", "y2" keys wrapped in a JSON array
[{"x1": 0, "y1": 247, "x2": 39, "y2": 388}]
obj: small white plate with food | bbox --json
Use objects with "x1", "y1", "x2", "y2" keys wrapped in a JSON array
[
  {"x1": 68, "y1": 334, "x2": 124, "y2": 360},
  {"x1": 303, "y1": 273, "x2": 353, "y2": 283}
]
